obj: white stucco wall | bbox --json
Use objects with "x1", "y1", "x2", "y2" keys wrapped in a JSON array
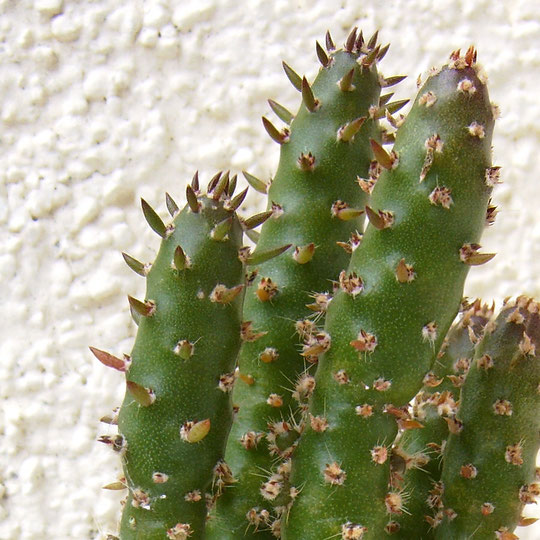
[{"x1": 0, "y1": 1, "x2": 539, "y2": 538}]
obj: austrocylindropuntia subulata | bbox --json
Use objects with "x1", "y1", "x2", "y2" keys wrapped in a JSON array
[
  {"x1": 207, "y1": 28, "x2": 407, "y2": 539},
  {"x1": 284, "y1": 47, "x2": 498, "y2": 539},
  {"x1": 95, "y1": 173, "x2": 246, "y2": 539},
  {"x1": 436, "y1": 297, "x2": 540, "y2": 539},
  {"x1": 92, "y1": 28, "x2": 539, "y2": 540}
]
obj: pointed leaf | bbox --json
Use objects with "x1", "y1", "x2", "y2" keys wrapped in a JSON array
[
  {"x1": 243, "y1": 171, "x2": 268, "y2": 194},
  {"x1": 282, "y1": 61, "x2": 302, "y2": 91},
  {"x1": 141, "y1": 198, "x2": 166, "y2": 238},
  {"x1": 243, "y1": 210, "x2": 273, "y2": 230},
  {"x1": 186, "y1": 184, "x2": 201, "y2": 213},
  {"x1": 262, "y1": 116, "x2": 289, "y2": 144},
  {"x1": 128, "y1": 295, "x2": 155, "y2": 317},
  {"x1": 246, "y1": 244, "x2": 292, "y2": 265},
  {"x1": 165, "y1": 192, "x2": 179, "y2": 217},
  {"x1": 316, "y1": 40, "x2": 329, "y2": 67},
  {"x1": 268, "y1": 99, "x2": 294, "y2": 125},
  {"x1": 122, "y1": 252, "x2": 147, "y2": 277},
  {"x1": 211, "y1": 217, "x2": 233, "y2": 241},
  {"x1": 90, "y1": 347, "x2": 130, "y2": 372},
  {"x1": 126, "y1": 380, "x2": 155, "y2": 407}
]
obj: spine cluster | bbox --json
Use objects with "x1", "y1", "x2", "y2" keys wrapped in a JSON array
[{"x1": 93, "y1": 29, "x2": 539, "y2": 540}]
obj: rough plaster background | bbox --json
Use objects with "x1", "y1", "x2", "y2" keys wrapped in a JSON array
[{"x1": 1, "y1": 0, "x2": 539, "y2": 538}]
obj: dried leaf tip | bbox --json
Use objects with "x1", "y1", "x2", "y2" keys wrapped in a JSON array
[
  {"x1": 449, "y1": 45, "x2": 477, "y2": 69},
  {"x1": 90, "y1": 347, "x2": 131, "y2": 372},
  {"x1": 367, "y1": 29, "x2": 379, "y2": 50},
  {"x1": 211, "y1": 170, "x2": 230, "y2": 200},
  {"x1": 345, "y1": 26, "x2": 358, "y2": 53},
  {"x1": 381, "y1": 75, "x2": 407, "y2": 88},
  {"x1": 191, "y1": 171, "x2": 200, "y2": 192}
]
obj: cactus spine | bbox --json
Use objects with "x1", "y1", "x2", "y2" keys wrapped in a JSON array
[
  {"x1": 284, "y1": 49, "x2": 496, "y2": 539},
  {"x1": 208, "y1": 29, "x2": 389, "y2": 538},
  {"x1": 436, "y1": 297, "x2": 540, "y2": 539},
  {"x1": 97, "y1": 176, "x2": 245, "y2": 539}
]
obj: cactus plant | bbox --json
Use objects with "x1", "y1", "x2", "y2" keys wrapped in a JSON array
[
  {"x1": 390, "y1": 300, "x2": 493, "y2": 538},
  {"x1": 94, "y1": 175, "x2": 246, "y2": 539},
  {"x1": 94, "y1": 28, "x2": 539, "y2": 540},
  {"x1": 208, "y1": 28, "x2": 403, "y2": 539},
  {"x1": 435, "y1": 296, "x2": 540, "y2": 539},
  {"x1": 283, "y1": 48, "x2": 496, "y2": 539}
]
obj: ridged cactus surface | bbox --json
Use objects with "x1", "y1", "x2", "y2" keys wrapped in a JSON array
[
  {"x1": 436, "y1": 297, "x2": 540, "y2": 539},
  {"x1": 208, "y1": 30, "x2": 387, "y2": 539},
  {"x1": 284, "y1": 50, "x2": 496, "y2": 539},
  {"x1": 97, "y1": 178, "x2": 245, "y2": 539}
]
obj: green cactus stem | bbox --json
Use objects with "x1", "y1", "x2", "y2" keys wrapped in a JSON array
[
  {"x1": 285, "y1": 47, "x2": 496, "y2": 539},
  {"x1": 435, "y1": 297, "x2": 540, "y2": 539},
  {"x1": 208, "y1": 28, "x2": 390, "y2": 538},
  {"x1": 95, "y1": 175, "x2": 245, "y2": 539},
  {"x1": 389, "y1": 300, "x2": 493, "y2": 538}
]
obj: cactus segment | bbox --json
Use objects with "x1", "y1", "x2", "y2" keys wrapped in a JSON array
[
  {"x1": 435, "y1": 297, "x2": 540, "y2": 539},
  {"x1": 208, "y1": 30, "x2": 383, "y2": 538},
  {"x1": 115, "y1": 185, "x2": 244, "y2": 539},
  {"x1": 285, "y1": 50, "x2": 496, "y2": 539},
  {"x1": 390, "y1": 301, "x2": 493, "y2": 538}
]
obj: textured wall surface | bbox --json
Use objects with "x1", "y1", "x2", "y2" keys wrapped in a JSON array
[{"x1": 1, "y1": 1, "x2": 539, "y2": 538}]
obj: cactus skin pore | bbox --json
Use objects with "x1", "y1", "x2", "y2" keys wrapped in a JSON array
[
  {"x1": 389, "y1": 300, "x2": 493, "y2": 538},
  {"x1": 116, "y1": 184, "x2": 244, "y2": 539},
  {"x1": 284, "y1": 51, "x2": 496, "y2": 540},
  {"x1": 208, "y1": 30, "x2": 383, "y2": 539},
  {"x1": 436, "y1": 297, "x2": 540, "y2": 539}
]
